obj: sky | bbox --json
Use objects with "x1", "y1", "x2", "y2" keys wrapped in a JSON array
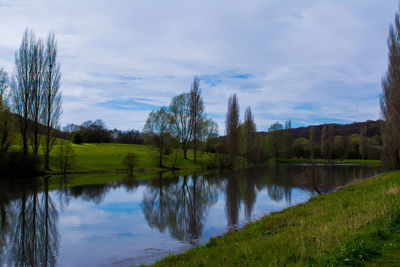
[{"x1": 0, "y1": 0, "x2": 398, "y2": 133}]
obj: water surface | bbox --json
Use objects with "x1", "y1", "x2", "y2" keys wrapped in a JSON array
[{"x1": 0, "y1": 164, "x2": 380, "y2": 266}]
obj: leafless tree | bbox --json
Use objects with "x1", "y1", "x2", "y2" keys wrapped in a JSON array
[
  {"x1": 309, "y1": 126, "x2": 315, "y2": 160},
  {"x1": 143, "y1": 107, "x2": 173, "y2": 167},
  {"x1": 29, "y1": 34, "x2": 45, "y2": 155},
  {"x1": 243, "y1": 106, "x2": 256, "y2": 164},
  {"x1": 170, "y1": 93, "x2": 192, "y2": 159},
  {"x1": 320, "y1": 125, "x2": 328, "y2": 159},
  {"x1": 381, "y1": 7, "x2": 400, "y2": 169},
  {"x1": 12, "y1": 29, "x2": 46, "y2": 156},
  {"x1": 42, "y1": 32, "x2": 62, "y2": 170},
  {"x1": 328, "y1": 125, "x2": 335, "y2": 160},
  {"x1": 0, "y1": 68, "x2": 12, "y2": 152},
  {"x1": 189, "y1": 77, "x2": 204, "y2": 164},
  {"x1": 225, "y1": 93, "x2": 240, "y2": 167},
  {"x1": 12, "y1": 29, "x2": 32, "y2": 156}
]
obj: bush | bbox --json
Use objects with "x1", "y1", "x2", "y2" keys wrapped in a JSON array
[
  {"x1": 122, "y1": 152, "x2": 138, "y2": 174},
  {"x1": 71, "y1": 131, "x2": 84, "y2": 144},
  {"x1": 58, "y1": 141, "x2": 76, "y2": 174}
]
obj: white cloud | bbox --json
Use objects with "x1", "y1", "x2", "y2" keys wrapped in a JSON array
[{"x1": 0, "y1": 0, "x2": 397, "y2": 131}]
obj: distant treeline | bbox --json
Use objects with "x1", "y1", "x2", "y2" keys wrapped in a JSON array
[
  {"x1": 63, "y1": 120, "x2": 143, "y2": 145},
  {"x1": 256, "y1": 122, "x2": 382, "y2": 161}
]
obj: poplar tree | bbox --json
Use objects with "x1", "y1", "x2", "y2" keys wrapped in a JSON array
[{"x1": 381, "y1": 7, "x2": 400, "y2": 169}]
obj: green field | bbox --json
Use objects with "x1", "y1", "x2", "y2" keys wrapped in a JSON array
[
  {"x1": 45, "y1": 142, "x2": 216, "y2": 174},
  {"x1": 152, "y1": 171, "x2": 400, "y2": 266}
]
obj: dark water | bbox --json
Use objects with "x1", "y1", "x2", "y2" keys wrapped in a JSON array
[{"x1": 0, "y1": 164, "x2": 379, "y2": 266}]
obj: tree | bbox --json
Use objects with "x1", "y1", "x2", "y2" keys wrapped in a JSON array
[
  {"x1": 170, "y1": 93, "x2": 192, "y2": 159},
  {"x1": 0, "y1": 68, "x2": 12, "y2": 152},
  {"x1": 267, "y1": 122, "x2": 284, "y2": 161},
  {"x1": 57, "y1": 141, "x2": 75, "y2": 174},
  {"x1": 328, "y1": 125, "x2": 335, "y2": 160},
  {"x1": 42, "y1": 32, "x2": 62, "y2": 170},
  {"x1": 320, "y1": 125, "x2": 328, "y2": 159},
  {"x1": 282, "y1": 120, "x2": 293, "y2": 158},
  {"x1": 29, "y1": 33, "x2": 45, "y2": 155},
  {"x1": 359, "y1": 126, "x2": 368, "y2": 159},
  {"x1": 293, "y1": 138, "x2": 310, "y2": 158},
  {"x1": 309, "y1": 126, "x2": 315, "y2": 159},
  {"x1": 201, "y1": 118, "x2": 219, "y2": 153},
  {"x1": 189, "y1": 77, "x2": 204, "y2": 164},
  {"x1": 122, "y1": 152, "x2": 138, "y2": 174},
  {"x1": 143, "y1": 107, "x2": 172, "y2": 167},
  {"x1": 243, "y1": 106, "x2": 256, "y2": 164},
  {"x1": 12, "y1": 29, "x2": 34, "y2": 156},
  {"x1": 225, "y1": 93, "x2": 240, "y2": 167},
  {"x1": 381, "y1": 7, "x2": 400, "y2": 169},
  {"x1": 79, "y1": 119, "x2": 111, "y2": 143}
]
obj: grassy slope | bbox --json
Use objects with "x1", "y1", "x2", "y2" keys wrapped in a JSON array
[
  {"x1": 152, "y1": 171, "x2": 400, "y2": 266},
  {"x1": 45, "y1": 143, "x2": 216, "y2": 173}
]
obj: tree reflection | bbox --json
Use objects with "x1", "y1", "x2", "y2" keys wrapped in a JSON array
[
  {"x1": 142, "y1": 173, "x2": 218, "y2": 243},
  {"x1": 225, "y1": 173, "x2": 240, "y2": 227},
  {"x1": 69, "y1": 184, "x2": 110, "y2": 204},
  {"x1": 9, "y1": 177, "x2": 59, "y2": 266}
]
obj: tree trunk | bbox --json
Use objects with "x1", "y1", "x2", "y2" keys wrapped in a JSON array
[
  {"x1": 183, "y1": 144, "x2": 188, "y2": 159},
  {"x1": 193, "y1": 138, "x2": 197, "y2": 164}
]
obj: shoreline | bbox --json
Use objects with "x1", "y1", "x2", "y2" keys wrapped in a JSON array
[{"x1": 151, "y1": 170, "x2": 399, "y2": 266}]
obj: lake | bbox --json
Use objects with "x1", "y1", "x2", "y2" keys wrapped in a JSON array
[{"x1": 0, "y1": 164, "x2": 380, "y2": 266}]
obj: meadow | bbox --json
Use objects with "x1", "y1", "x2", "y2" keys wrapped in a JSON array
[{"x1": 45, "y1": 142, "x2": 217, "y2": 174}]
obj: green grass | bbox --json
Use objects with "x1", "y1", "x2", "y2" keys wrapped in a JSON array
[
  {"x1": 278, "y1": 158, "x2": 381, "y2": 166},
  {"x1": 45, "y1": 142, "x2": 217, "y2": 174},
  {"x1": 151, "y1": 171, "x2": 400, "y2": 266}
]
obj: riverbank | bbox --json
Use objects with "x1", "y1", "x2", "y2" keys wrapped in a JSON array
[
  {"x1": 152, "y1": 171, "x2": 400, "y2": 266},
  {"x1": 278, "y1": 158, "x2": 381, "y2": 166}
]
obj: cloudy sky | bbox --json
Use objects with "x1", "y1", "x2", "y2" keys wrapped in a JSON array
[{"x1": 0, "y1": 0, "x2": 397, "y2": 132}]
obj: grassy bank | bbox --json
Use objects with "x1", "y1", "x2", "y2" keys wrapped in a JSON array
[
  {"x1": 44, "y1": 143, "x2": 216, "y2": 174},
  {"x1": 152, "y1": 171, "x2": 400, "y2": 266},
  {"x1": 278, "y1": 158, "x2": 381, "y2": 166}
]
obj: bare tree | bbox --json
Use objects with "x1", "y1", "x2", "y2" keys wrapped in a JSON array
[
  {"x1": 143, "y1": 107, "x2": 172, "y2": 167},
  {"x1": 225, "y1": 93, "x2": 240, "y2": 167},
  {"x1": 320, "y1": 125, "x2": 328, "y2": 159},
  {"x1": 381, "y1": 7, "x2": 400, "y2": 169},
  {"x1": 0, "y1": 68, "x2": 12, "y2": 152},
  {"x1": 328, "y1": 125, "x2": 335, "y2": 160},
  {"x1": 42, "y1": 32, "x2": 62, "y2": 170},
  {"x1": 243, "y1": 106, "x2": 256, "y2": 165},
  {"x1": 170, "y1": 93, "x2": 192, "y2": 159},
  {"x1": 309, "y1": 126, "x2": 315, "y2": 160},
  {"x1": 12, "y1": 29, "x2": 46, "y2": 156},
  {"x1": 189, "y1": 77, "x2": 204, "y2": 164},
  {"x1": 29, "y1": 34, "x2": 45, "y2": 155},
  {"x1": 12, "y1": 29, "x2": 32, "y2": 156}
]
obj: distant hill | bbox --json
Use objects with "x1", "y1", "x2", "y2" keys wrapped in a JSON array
[{"x1": 259, "y1": 120, "x2": 383, "y2": 141}]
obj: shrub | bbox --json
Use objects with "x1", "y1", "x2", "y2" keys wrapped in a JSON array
[
  {"x1": 122, "y1": 152, "x2": 138, "y2": 174},
  {"x1": 71, "y1": 131, "x2": 84, "y2": 144},
  {"x1": 58, "y1": 141, "x2": 76, "y2": 174}
]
